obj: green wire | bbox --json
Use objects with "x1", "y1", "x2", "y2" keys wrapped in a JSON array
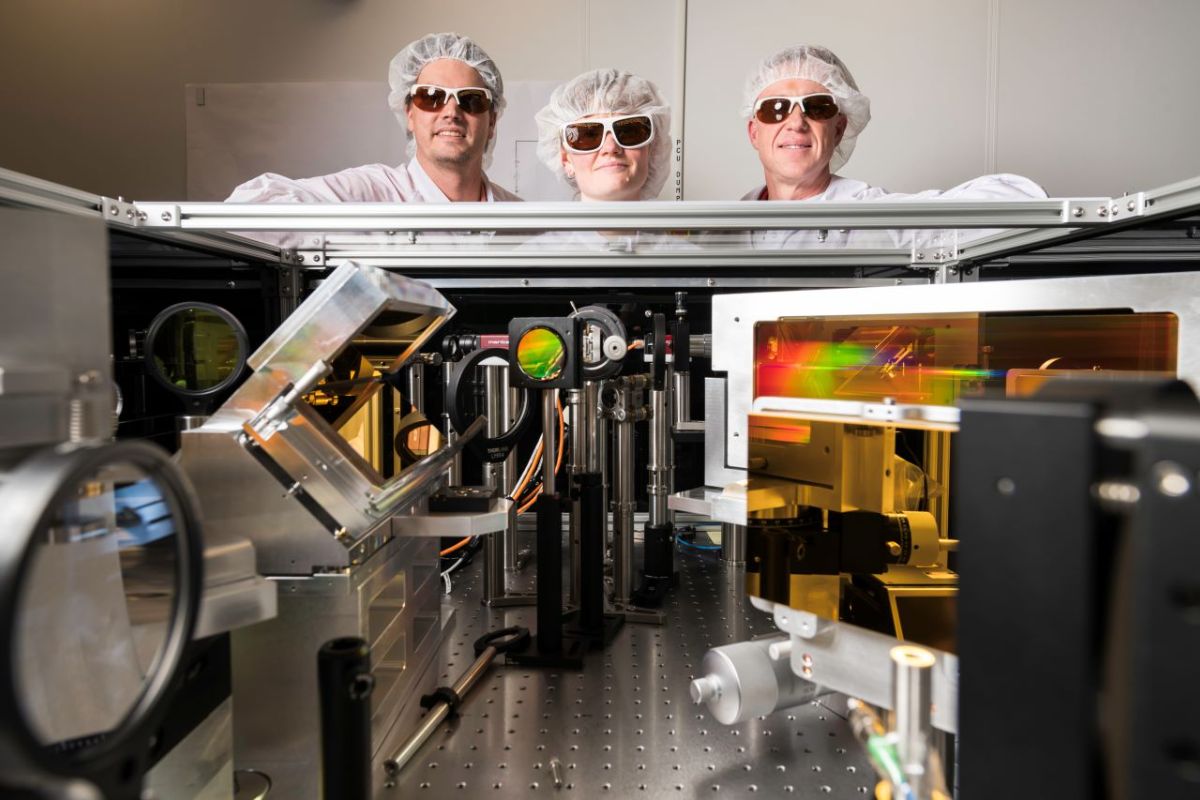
[{"x1": 866, "y1": 735, "x2": 907, "y2": 789}]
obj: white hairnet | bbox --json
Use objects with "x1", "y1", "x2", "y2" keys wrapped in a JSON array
[
  {"x1": 386, "y1": 32, "x2": 505, "y2": 161},
  {"x1": 535, "y1": 69, "x2": 672, "y2": 200},
  {"x1": 742, "y1": 45, "x2": 871, "y2": 173}
]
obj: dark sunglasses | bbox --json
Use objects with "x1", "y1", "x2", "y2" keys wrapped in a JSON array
[
  {"x1": 561, "y1": 115, "x2": 655, "y2": 154},
  {"x1": 754, "y1": 93, "x2": 840, "y2": 124},
  {"x1": 408, "y1": 84, "x2": 494, "y2": 115}
]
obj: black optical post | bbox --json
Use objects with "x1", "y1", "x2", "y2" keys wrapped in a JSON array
[
  {"x1": 633, "y1": 313, "x2": 677, "y2": 608},
  {"x1": 506, "y1": 318, "x2": 586, "y2": 668},
  {"x1": 317, "y1": 637, "x2": 373, "y2": 800}
]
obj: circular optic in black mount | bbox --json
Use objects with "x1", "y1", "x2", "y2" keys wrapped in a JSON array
[
  {"x1": 446, "y1": 347, "x2": 535, "y2": 463},
  {"x1": 0, "y1": 440, "x2": 203, "y2": 798},
  {"x1": 144, "y1": 302, "x2": 249, "y2": 401}
]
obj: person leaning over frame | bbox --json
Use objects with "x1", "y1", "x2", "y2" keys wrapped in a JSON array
[
  {"x1": 520, "y1": 68, "x2": 694, "y2": 252},
  {"x1": 226, "y1": 32, "x2": 520, "y2": 206},
  {"x1": 739, "y1": 44, "x2": 1046, "y2": 249}
]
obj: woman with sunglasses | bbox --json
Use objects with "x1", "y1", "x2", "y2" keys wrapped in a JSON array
[
  {"x1": 523, "y1": 69, "x2": 694, "y2": 250},
  {"x1": 742, "y1": 45, "x2": 1045, "y2": 248}
]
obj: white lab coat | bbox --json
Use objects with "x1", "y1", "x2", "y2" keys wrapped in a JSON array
[
  {"x1": 739, "y1": 173, "x2": 1047, "y2": 249},
  {"x1": 518, "y1": 230, "x2": 701, "y2": 252},
  {"x1": 225, "y1": 159, "x2": 521, "y2": 247},
  {"x1": 227, "y1": 158, "x2": 521, "y2": 204}
]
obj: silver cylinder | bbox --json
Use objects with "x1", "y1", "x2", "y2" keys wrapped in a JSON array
[
  {"x1": 672, "y1": 369, "x2": 690, "y2": 429},
  {"x1": 442, "y1": 364, "x2": 461, "y2": 486},
  {"x1": 504, "y1": 383, "x2": 520, "y2": 572},
  {"x1": 647, "y1": 387, "x2": 670, "y2": 527},
  {"x1": 407, "y1": 361, "x2": 425, "y2": 411},
  {"x1": 721, "y1": 523, "x2": 746, "y2": 565},
  {"x1": 583, "y1": 381, "x2": 602, "y2": 473},
  {"x1": 583, "y1": 380, "x2": 608, "y2": 558},
  {"x1": 613, "y1": 414, "x2": 636, "y2": 606},
  {"x1": 891, "y1": 645, "x2": 936, "y2": 799},
  {"x1": 482, "y1": 364, "x2": 510, "y2": 602},
  {"x1": 566, "y1": 388, "x2": 585, "y2": 606},
  {"x1": 541, "y1": 390, "x2": 557, "y2": 496},
  {"x1": 690, "y1": 637, "x2": 827, "y2": 725}
]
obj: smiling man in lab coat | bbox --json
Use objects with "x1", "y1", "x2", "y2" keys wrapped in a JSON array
[
  {"x1": 741, "y1": 45, "x2": 1043, "y2": 248},
  {"x1": 227, "y1": 32, "x2": 520, "y2": 205}
]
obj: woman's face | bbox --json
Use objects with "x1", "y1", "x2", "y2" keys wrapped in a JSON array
[{"x1": 560, "y1": 114, "x2": 652, "y2": 201}]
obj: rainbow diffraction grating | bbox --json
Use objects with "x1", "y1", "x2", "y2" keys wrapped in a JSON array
[{"x1": 516, "y1": 327, "x2": 566, "y2": 381}]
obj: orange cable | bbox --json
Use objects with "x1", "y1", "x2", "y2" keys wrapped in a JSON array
[{"x1": 440, "y1": 536, "x2": 473, "y2": 557}]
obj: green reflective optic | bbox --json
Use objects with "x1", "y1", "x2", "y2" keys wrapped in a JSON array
[{"x1": 516, "y1": 327, "x2": 566, "y2": 381}]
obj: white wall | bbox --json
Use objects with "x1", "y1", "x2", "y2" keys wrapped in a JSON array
[
  {"x1": 684, "y1": 0, "x2": 1200, "y2": 198},
  {"x1": 1, "y1": 0, "x2": 1197, "y2": 201}
]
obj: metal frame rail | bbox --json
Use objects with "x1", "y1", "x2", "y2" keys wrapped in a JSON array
[{"x1": 5, "y1": 166, "x2": 1200, "y2": 284}]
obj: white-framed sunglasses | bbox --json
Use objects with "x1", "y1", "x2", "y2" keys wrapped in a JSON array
[
  {"x1": 754, "y1": 93, "x2": 840, "y2": 124},
  {"x1": 408, "y1": 84, "x2": 494, "y2": 114},
  {"x1": 561, "y1": 114, "x2": 655, "y2": 154}
]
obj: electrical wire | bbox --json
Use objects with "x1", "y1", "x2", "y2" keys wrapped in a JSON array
[
  {"x1": 675, "y1": 530, "x2": 722, "y2": 553},
  {"x1": 440, "y1": 555, "x2": 466, "y2": 594},
  {"x1": 440, "y1": 535, "x2": 473, "y2": 557},
  {"x1": 516, "y1": 392, "x2": 566, "y2": 514},
  {"x1": 441, "y1": 394, "x2": 560, "y2": 557}
]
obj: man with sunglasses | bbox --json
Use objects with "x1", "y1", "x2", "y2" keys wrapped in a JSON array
[
  {"x1": 741, "y1": 45, "x2": 1043, "y2": 247},
  {"x1": 227, "y1": 32, "x2": 519, "y2": 208}
]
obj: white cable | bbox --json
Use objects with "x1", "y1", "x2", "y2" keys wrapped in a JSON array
[
  {"x1": 508, "y1": 434, "x2": 544, "y2": 501},
  {"x1": 441, "y1": 556, "x2": 466, "y2": 594}
]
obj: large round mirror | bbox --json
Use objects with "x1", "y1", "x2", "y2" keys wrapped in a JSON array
[
  {"x1": 1, "y1": 441, "x2": 200, "y2": 774},
  {"x1": 145, "y1": 303, "x2": 248, "y2": 398}
]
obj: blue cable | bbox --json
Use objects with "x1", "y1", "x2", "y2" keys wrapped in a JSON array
[{"x1": 675, "y1": 531, "x2": 721, "y2": 552}]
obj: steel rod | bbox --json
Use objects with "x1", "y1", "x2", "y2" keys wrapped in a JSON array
[
  {"x1": 891, "y1": 644, "x2": 936, "y2": 799},
  {"x1": 482, "y1": 364, "x2": 509, "y2": 603},
  {"x1": 541, "y1": 390, "x2": 557, "y2": 496},
  {"x1": 382, "y1": 644, "x2": 500, "y2": 779},
  {"x1": 613, "y1": 409, "x2": 635, "y2": 606}
]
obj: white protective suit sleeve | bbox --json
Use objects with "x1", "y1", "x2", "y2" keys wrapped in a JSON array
[
  {"x1": 227, "y1": 163, "x2": 428, "y2": 204},
  {"x1": 224, "y1": 161, "x2": 521, "y2": 246},
  {"x1": 745, "y1": 173, "x2": 1047, "y2": 250}
]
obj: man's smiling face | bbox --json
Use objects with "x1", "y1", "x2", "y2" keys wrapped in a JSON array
[
  {"x1": 406, "y1": 58, "x2": 497, "y2": 169},
  {"x1": 748, "y1": 78, "x2": 847, "y2": 190}
]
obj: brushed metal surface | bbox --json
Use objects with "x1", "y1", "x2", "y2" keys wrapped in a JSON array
[
  {"x1": 713, "y1": 271, "x2": 1200, "y2": 470},
  {"x1": 384, "y1": 523, "x2": 874, "y2": 798},
  {"x1": 231, "y1": 535, "x2": 444, "y2": 800}
]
